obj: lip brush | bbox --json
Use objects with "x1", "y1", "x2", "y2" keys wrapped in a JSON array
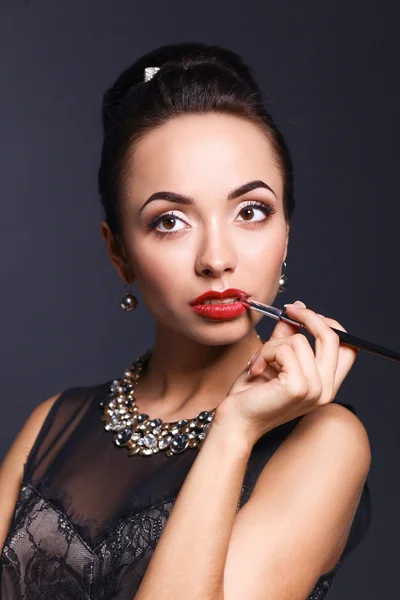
[{"x1": 239, "y1": 297, "x2": 400, "y2": 364}]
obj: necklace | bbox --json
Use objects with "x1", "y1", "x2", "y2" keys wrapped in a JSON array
[
  {"x1": 100, "y1": 349, "x2": 215, "y2": 457},
  {"x1": 101, "y1": 335, "x2": 263, "y2": 458}
]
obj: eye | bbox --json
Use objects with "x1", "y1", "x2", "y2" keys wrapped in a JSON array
[
  {"x1": 146, "y1": 211, "x2": 187, "y2": 238},
  {"x1": 236, "y1": 200, "x2": 276, "y2": 224}
]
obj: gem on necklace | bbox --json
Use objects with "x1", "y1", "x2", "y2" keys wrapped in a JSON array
[
  {"x1": 149, "y1": 418, "x2": 162, "y2": 428},
  {"x1": 143, "y1": 434, "x2": 157, "y2": 449},
  {"x1": 159, "y1": 435, "x2": 172, "y2": 450},
  {"x1": 114, "y1": 422, "x2": 126, "y2": 431},
  {"x1": 170, "y1": 434, "x2": 189, "y2": 454},
  {"x1": 137, "y1": 413, "x2": 149, "y2": 423},
  {"x1": 110, "y1": 380, "x2": 119, "y2": 392},
  {"x1": 197, "y1": 411, "x2": 209, "y2": 423},
  {"x1": 177, "y1": 419, "x2": 189, "y2": 428},
  {"x1": 115, "y1": 428, "x2": 133, "y2": 446},
  {"x1": 141, "y1": 447, "x2": 153, "y2": 455}
]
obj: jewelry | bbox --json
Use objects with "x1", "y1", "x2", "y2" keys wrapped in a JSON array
[
  {"x1": 144, "y1": 66, "x2": 160, "y2": 82},
  {"x1": 101, "y1": 335, "x2": 263, "y2": 457},
  {"x1": 278, "y1": 261, "x2": 288, "y2": 293},
  {"x1": 120, "y1": 282, "x2": 137, "y2": 312}
]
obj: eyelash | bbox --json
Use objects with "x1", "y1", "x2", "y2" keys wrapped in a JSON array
[{"x1": 146, "y1": 200, "x2": 277, "y2": 239}]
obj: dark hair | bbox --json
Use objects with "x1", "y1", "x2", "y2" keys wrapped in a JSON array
[{"x1": 98, "y1": 42, "x2": 295, "y2": 238}]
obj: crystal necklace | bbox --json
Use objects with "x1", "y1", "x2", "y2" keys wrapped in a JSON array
[{"x1": 100, "y1": 349, "x2": 215, "y2": 457}]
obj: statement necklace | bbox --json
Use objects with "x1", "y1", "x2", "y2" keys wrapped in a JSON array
[{"x1": 100, "y1": 349, "x2": 215, "y2": 457}]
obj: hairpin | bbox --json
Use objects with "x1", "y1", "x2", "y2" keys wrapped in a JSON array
[{"x1": 144, "y1": 66, "x2": 160, "y2": 82}]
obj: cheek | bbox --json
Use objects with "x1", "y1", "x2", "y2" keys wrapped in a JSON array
[
  {"x1": 243, "y1": 225, "x2": 286, "y2": 271},
  {"x1": 133, "y1": 249, "x2": 191, "y2": 297}
]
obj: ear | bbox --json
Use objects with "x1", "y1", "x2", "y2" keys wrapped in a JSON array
[{"x1": 100, "y1": 221, "x2": 135, "y2": 283}]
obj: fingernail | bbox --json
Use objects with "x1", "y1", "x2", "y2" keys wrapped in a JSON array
[
  {"x1": 247, "y1": 351, "x2": 258, "y2": 367},
  {"x1": 284, "y1": 300, "x2": 306, "y2": 308},
  {"x1": 317, "y1": 314, "x2": 325, "y2": 318}
]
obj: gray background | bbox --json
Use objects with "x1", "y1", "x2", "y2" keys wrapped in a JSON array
[{"x1": 1, "y1": 0, "x2": 399, "y2": 597}]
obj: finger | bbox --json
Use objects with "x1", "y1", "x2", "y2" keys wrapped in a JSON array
[
  {"x1": 265, "y1": 299, "x2": 307, "y2": 372},
  {"x1": 283, "y1": 305, "x2": 340, "y2": 403},
  {"x1": 250, "y1": 341, "x2": 309, "y2": 393},
  {"x1": 318, "y1": 316, "x2": 360, "y2": 396},
  {"x1": 251, "y1": 334, "x2": 323, "y2": 401},
  {"x1": 269, "y1": 300, "x2": 306, "y2": 340}
]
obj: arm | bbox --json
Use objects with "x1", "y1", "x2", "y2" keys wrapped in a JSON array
[
  {"x1": 134, "y1": 403, "x2": 370, "y2": 600},
  {"x1": 134, "y1": 415, "x2": 252, "y2": 600},
  {"x1": 0, "y1": 393, "x2": 61, "y2": 553}
]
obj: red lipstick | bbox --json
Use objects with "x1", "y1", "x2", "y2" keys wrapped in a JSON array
[{"x1": 189, "y1": 288, "x2": 249, "y2": 321}]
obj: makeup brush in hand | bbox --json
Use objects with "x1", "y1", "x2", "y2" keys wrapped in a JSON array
[{"x1": 239, "y1": 296, "x2": 400, "y2": 364}]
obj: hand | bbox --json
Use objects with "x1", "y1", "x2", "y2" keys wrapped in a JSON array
[{"x1": 215, "y1": 301, "x2": 360, "y2": 446}]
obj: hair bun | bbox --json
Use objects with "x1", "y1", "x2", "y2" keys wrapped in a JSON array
[{"x1": 101, "y1": 42, "x2": 260, "y2": 131}]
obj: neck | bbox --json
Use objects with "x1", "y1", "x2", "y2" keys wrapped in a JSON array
[{"x1": 134, "y1": 324, "x2": 262, "y2": 421}]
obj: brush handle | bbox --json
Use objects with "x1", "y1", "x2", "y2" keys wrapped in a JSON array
[{"x1": 280, "y1": 309, "x2": 400, "y2": 364}]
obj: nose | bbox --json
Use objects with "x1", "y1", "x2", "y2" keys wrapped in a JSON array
[{"x1": 195, "y1": 224, "x2": 237, "y2": 278}]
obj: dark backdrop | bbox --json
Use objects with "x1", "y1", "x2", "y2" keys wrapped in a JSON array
[{"x1": 1, "y1": 1, "x2": 399, "y2": 597}]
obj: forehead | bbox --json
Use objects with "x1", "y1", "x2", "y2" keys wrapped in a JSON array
[{"x1": 123, "y1": 113, "x2": 283, "y2": 202}]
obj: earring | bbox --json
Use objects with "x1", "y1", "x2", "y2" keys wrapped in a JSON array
[
  {"x1": 120, "y1": 281, "x2": 138, "y2": 312},
  {"x1": 278, "y1": 261, "x2": 288, "y2": 293}
]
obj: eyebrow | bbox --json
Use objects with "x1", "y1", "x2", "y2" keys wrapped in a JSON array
[{"x1": 138, "y1": 180, "x2": 277, "y2": 215}]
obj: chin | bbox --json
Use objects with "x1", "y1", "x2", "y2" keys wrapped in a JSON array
[{"x1": 187, "y1": 319, "x2": 256, "y2": 346}]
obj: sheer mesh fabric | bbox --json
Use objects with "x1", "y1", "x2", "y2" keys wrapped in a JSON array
[{"x1": 0, "y1": 377, "x2": 371, "y2": 599}]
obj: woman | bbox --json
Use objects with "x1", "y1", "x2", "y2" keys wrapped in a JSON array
[{"x1": 0, "y1": 42, "x2": 371, "y2": 599}]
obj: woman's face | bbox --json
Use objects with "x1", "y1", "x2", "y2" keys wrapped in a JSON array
[{"x1": 104, "y1": 113, "x2": 289, "y2": 346}]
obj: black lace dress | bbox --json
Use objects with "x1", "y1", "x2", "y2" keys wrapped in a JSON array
[{"x1": 0, "y1": 377, "x2": 371, "y2": 599}]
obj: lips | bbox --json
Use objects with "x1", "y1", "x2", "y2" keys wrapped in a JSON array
[
  {"x1": 190, "y1": 302, "x2": 247, "y2": 320},
  {"x1": 190, "y1": 288, "x2": 249, "y2": 306}
]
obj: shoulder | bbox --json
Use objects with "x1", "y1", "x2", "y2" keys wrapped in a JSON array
[
  {"x1": 297, "y1": 402, "x2": 371, "y2": 467},
  {"x1": 27, "y1": 392, "x2": 64, "y2": 431},
  {"x1": 254, "y1": 401, "x2": 371, "y2": 500},
  {"x1": 271, "y1": 402, "x2": 371, "y2": 485},
  {"x1": 1, "y1": 392, "x2": 63, "y2": 475},
  {"x1": 0, "y1": 392, "x2": 62, "y2": 552}
]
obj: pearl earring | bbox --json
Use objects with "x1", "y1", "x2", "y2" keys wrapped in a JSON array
[
  {"x1": 278, "y1": 261, "x2": 288, "y2": 293},
  {"x1": 120, "y1": 281, "x2": 138, "y2": 311}
]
